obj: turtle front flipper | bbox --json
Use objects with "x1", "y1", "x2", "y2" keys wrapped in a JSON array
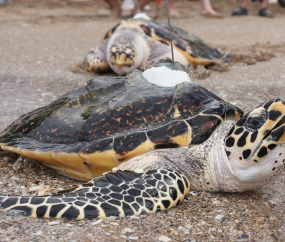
[
  {"x1": 0, "y1": 168, "x2": 189, "y2": 220},
  {"x1": 84, "y1": 39, "x2": 110, "y2": 73}
]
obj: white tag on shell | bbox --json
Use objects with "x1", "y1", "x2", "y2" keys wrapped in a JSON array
[
  {"x1": 142, "y1": 66, "x2": 191, "y2": 87},
  {"x1": 133, "y1": 12, "x2": 152, "y2": 20}
]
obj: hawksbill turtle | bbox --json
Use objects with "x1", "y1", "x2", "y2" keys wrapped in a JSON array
[
  {"x1": 84, "y1": 17, "x2": 228, "y2": 75},
  {"x1": 1, "y1": 64, "x2": 285, "y2": 220}
]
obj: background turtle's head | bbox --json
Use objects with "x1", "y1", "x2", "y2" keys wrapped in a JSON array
[
  {"x1": 107, "y1": 24, "x2": 148, "y2": 75},
  {"x1": 109, "y1": 39, "x2": 136, "y2": 72},
  {"x1": 225, "y1": 99, "x2": 285, "y2": 187}
]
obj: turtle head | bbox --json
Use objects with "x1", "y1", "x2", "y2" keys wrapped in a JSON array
[
  {"x1": 225, "y1": 99, "x2": 285, "y2": 187},
  {"x1": 109, "y1": 40, "x2": 136, "y2": 73},
  {"x1": 107, "y1": 24, "x2": 148, "y2": 75}
]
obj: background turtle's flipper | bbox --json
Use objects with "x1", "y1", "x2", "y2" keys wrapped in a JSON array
[
  {"x1": 169, "y1": 25, "x2": 228, "y2": 60},
  {"x1": 157, "y1": 22, "x2": 229, "y2": 65},
  {"x1": 84, "y1": 38, "x2": 110, "y2": 73},
  {"x1": 0, "y1": 168, "x2": 190, "y2": 220}
]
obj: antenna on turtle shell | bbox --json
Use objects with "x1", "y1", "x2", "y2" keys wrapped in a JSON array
[
  {"x1": 164, "y1": 0, "x2": 175, "y2": 66},
  {"x1": 134, "y1": 0, "x2": 141, "y2": 13}
]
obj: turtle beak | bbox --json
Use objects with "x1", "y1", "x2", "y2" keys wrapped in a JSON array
[
  {"x1": 250, "y1": 101, "x2": 285, "y2": 161},
  {"x1": 260, "y1": 101, "x2": 285, "y2": 137},
  {"x1": 251, "y1": 119, "x2": 285, "y2": 162},
  {"x1": 263, "y1": 100, "x2": 285, "y2": 143},
  {"x1": 264, "y1": 116, "x2": 285, "y2": 144}
]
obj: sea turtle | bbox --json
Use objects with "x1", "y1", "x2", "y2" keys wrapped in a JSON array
[
  {"x1": 1, "y1": 65, "x2": 285, "y2": 220},
  {"x1": 0, "y1": 63, "x2": 241, "y2": 181},
  {"x1": 84, "y1": 17, "x2": 228, "y2": 75}
]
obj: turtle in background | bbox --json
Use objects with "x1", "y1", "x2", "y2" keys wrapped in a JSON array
[
  {"x1": 1, "y1": 64, "x2": 285, "y2": 220},
  {"x1": 84, "y1": 16, "x2": 228, "y2": 75}
]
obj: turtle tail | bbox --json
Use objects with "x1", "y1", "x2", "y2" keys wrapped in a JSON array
[{"x1": 0, "y1": 168, "x2": 190, "y2": 220}]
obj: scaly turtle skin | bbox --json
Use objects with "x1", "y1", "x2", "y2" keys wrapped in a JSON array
[
  {"x1": 84, "y1": 17, "x2": 228, "y2": 75},
  {"x1": 0, "y1": 65, "x2": 242, "y2": 181},
  {"x1": 1, "y1": 98, "x2": 285, "y2": 220}
]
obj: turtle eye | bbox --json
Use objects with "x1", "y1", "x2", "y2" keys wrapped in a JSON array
[{"x1": 245, "y1": 118, "x2": 264, "y2": 131}]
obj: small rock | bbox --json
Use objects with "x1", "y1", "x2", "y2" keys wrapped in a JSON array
[
  {"x1": 28, "y1": 185, "x2": 50, "y2": 196},
  {"x1": 124, "y1": 228, "x2": 134, "y2": 233},
  {"x1": 41, "y1": 92, "x2": 53, "y2": 97},
  {"x1": 186, "y1": 224, "x2": 192, "y2": 229},
  {"x1": 212, "y1": 200, "x2": 220, "y2": 205},
  {"x1": 167, "y1": 211, "x2": 176, "y2": 216},
  {"x1": 268, "y1": 200, "x2": 277, "y2": 206},
  {"x1": 91, "y1": 219, "x2": 103, "y2": 225},
  {"x1": 48, "y1": 221, "x2": 60, "y2": 225},
  {"x1": 158, "y1": 235, "x2": 171, "y2": 241},
  {"x1": 199, "y1": 221, "x2": 206, "y2": 225},
  {"x1": 110, "y1": 222, "x2": 119, "y2": 226},
  {"x1": 129, "y1": 236, "x2": 139, "y2": 240},
  {"x1": 215, "y1": 215, "x2": 224, "y2": 220}
]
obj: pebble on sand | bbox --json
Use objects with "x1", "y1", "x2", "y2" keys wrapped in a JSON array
[
  {"x1": 91, "y1": 219, "x2": 103, "y2": 225},
  {"x1": 48, "y1": 221, "x2": 60, "y2": 225},
  {"x1": 215, "y1": 214, "x2": 224, "y2": 220},
  {"x1": 158, "y1": 235, "x2": 172, "y2": 241}
]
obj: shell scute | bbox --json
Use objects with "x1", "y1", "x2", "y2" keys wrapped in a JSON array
[
  {"x1": 30, "y1": 81, "x2": 127, "y2": 145},
  {"x1": 147, "y1": 121, "x2": 189, "y2": 145},
  {"x1": 113, "y1": 132, "x2": 148, "y2": 156},
  {"x1": 171, "y1": 83, "x2": 218, "y2": 119},
  {"x1": 79, "y1": 87, "x2": 174, "y2": 142},
  {"x1": 187, "y1": 115, "x2": 222, "y2": 144},
  {"x1": 80, "y1": 138, "x2": 113, "y2": 154}
]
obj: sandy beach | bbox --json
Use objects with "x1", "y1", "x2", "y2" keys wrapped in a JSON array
[{"x1": 0, "y1": 0, "x2": 285, "y2": 241}]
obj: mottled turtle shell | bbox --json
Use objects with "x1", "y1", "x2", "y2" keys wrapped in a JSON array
[
  {"x1": 0, "y1": 69, "x2": 243, "y2": 180},
  {"x1": 102, "y1": 18, "x2": 228, "y2": 67}
]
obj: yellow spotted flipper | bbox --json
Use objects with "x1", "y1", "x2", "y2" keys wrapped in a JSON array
[{"x1": 0, "y1": 168, "x2": 190, "y2": 220}]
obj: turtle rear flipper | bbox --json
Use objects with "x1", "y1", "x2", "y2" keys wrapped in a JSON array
[
  {"x1": 157, "y1": 22, "x2": 229, "y2": 64},
  {"x1": 0, "y1": 168, "x2": 189, "y2": 220}
]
